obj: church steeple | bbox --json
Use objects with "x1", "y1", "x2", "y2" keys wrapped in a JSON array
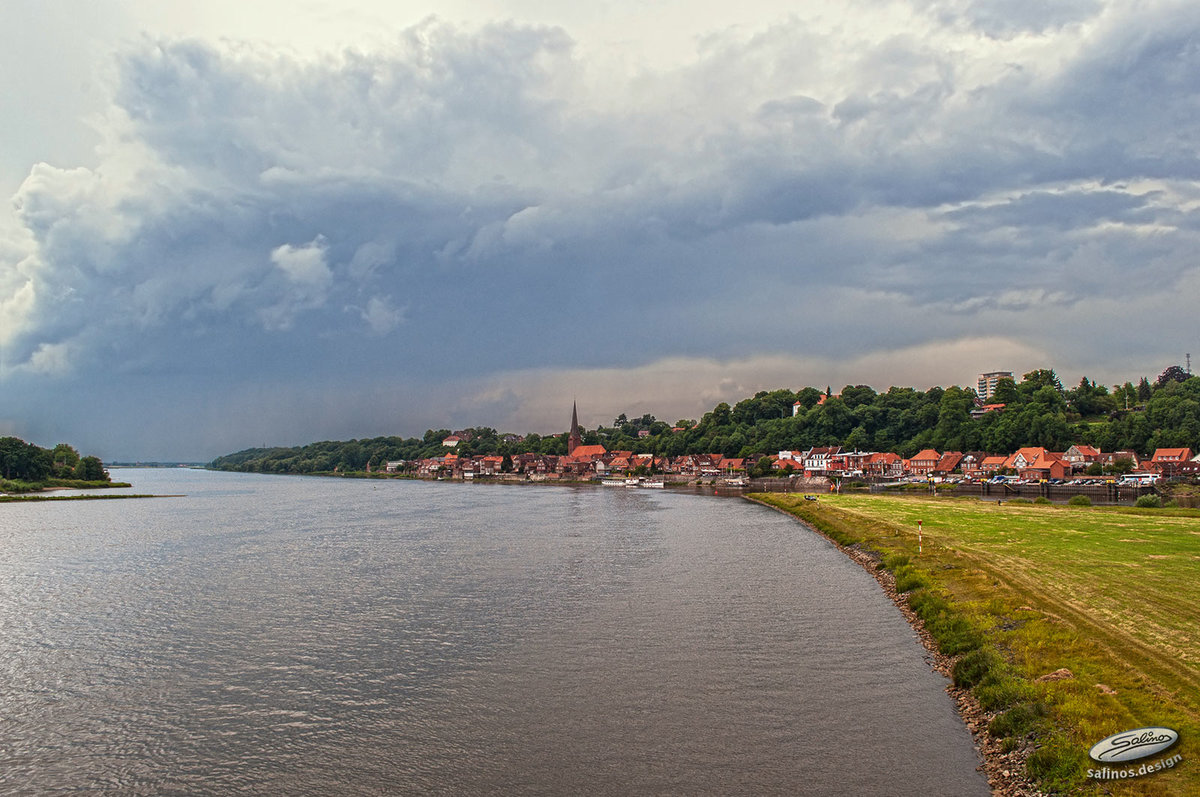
[{"x1": 568, "y1": 400, "x2": 583, "y2": 455}]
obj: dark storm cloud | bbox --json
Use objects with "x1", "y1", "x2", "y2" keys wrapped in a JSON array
[{"x1": 3, "y1": 5, "x2": 1200, "y2": 458}]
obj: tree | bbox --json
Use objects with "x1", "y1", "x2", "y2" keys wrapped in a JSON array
[
  {"x1": 423, "y1": 429, "x2": 452, "y2": 445},
  {"x1": 1157, "y1": 365, "x2": 1189, "y2": 387},
  {"x1": 794, "y1": 387, "x2": 824, "y2": 411},
  {"x1": 702, "y1": 402, "x2": 732, "y2": 429},
  {"x1": 744, "y1": 455, "x2": 775, "y2": 478},
  {"x1": 732, "y1": 390, "x2": 798, "y2": 424},
  {"x1": 1067, "y1": 377, "x2": 1116, "y2": 417},
  {"x1": 1113, "y1": 382, "x2": 1137, "y2": 410},
  {"x1": 0, "y1": 437, "x2": 53, "y2": 481},
  {"x1": 1107, "y1": 457, "x2": 1135, "y2": 475},
  {"x1": 51, "y1": 443, "x2": 81, "y2": 477},
  {"x1": 991, "y1": 377, "x2": 1019, "y2": 404},
  {"x1": 75, "y1": 456, "x2": 108, "y2": 482},
  {"x1": 933, "y1": 386, "x2": 973, "y2": 450},
  {"x1": 839, "y1": 385, "x2": 877, "y2": 409},
  {"x1": 1019, "y1": 369, "x2": 1064, "y2": 399},
  {"x1": 0, "y1": 437, "x2": 26, "y2": 479},
  {"x1": 843, "y1": 425, "x2": 871, "y2": 452}
]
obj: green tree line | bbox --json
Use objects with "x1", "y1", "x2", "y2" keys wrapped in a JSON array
[
  {"x1": 0, "y1": 438, "x2": 109, "y2": 483},
  {"x1": 209, "y1": 366, "x2": 1200, "y2": 474}
]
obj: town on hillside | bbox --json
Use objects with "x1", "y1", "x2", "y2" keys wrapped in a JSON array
[
  {"x1": 210, "y1": 366, "x2": 1200, "y2": 491},
  {"x1": 390, "y1": 398, "x2": 1199, "y2": 486}
]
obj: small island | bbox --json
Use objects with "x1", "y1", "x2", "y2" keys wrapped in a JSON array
[{"x1": 0, "y1": 437, "x2": 131, "y2": 498}]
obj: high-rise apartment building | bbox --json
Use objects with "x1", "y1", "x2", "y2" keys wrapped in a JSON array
[{"x1": 977, "y1": 371, "x2": 1014, "y2": 400}]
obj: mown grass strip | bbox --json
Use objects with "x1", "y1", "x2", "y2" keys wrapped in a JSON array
[{"x1": 752, "y1": 493, "x2": 1200, "y2": 796}]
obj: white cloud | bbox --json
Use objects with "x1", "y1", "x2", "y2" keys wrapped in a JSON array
[
  {"x1": 356, "y1": 295, "x2": 405, "y2": 336},
  {"x1": 23, "y1": 341, "x2": 77, "y2": 377},
  {"x1": 271, "y1": 237, "x2": 331, "y2": 286}
]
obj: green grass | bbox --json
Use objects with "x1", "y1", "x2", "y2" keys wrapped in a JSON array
[
  {"x1": 0, "y1": 478, "x2": 132, "y2": 493},
  {"x1": 752, "y1": 492, "x2": 1200, "y2": 796}
]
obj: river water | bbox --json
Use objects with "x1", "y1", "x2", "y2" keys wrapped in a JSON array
[{"x1": 0, "y1": 470, "x2": 988, "y2": 795}]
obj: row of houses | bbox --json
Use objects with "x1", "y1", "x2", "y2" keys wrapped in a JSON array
[
  {"x1": 390, "y1": 444, "x2": 1198, "y2": 481},
  {"x1": 394, "y1": 449, "x2": 747, "y2": 480},
  {"x1": 773, "y1": 444, "x2": 1199, "y2": 481}
]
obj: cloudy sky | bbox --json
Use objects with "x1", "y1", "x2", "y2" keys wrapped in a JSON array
[{"x1": 3, "y1": 0, "x2": 1199, "y2": 460}]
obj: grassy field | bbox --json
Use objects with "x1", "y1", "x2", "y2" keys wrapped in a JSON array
[{"x1": 753, "y1": 493, "x2": 1200, "y2": 796}]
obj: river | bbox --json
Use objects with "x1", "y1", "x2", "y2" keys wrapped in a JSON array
[{"x1": 0, "y1": 469, "x2": 988, "y2": 795}]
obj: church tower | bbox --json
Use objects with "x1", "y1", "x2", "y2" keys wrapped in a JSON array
[{"x1": 568, "y1": 401, "x2": 583, "y2": 456}]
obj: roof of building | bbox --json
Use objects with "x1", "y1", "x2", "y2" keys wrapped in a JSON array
[
  {"x1": 568, "y1": 444, "x2": 607, "y2": 459},
  {"x1": 934, "y1": 451, "x2": 963, "y2": 471},
  {"x1": 1024, "y1": 453, "x2": 1065, "y2": 470},
  {"x1": 806, "y1": 446, "x2": 841, "y2": 457}
]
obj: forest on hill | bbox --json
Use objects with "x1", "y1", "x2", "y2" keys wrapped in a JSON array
[{"x1": 209, "y1": 367, "x2": 1200, "y2": 475}]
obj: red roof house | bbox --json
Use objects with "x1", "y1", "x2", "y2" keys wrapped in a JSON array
[
  {"x1": 908, "y1": 449, "x2": 941, "y2": 475},
  {"x1": 1018, "y1": 452, "x2": 1069, "y2": 481},
  {"x1": 933, "y1": 451, "x2": 963, "y2": 475},
  {"x1": 1150, "y1": 448, "x2": 1195, "y2": 476}
]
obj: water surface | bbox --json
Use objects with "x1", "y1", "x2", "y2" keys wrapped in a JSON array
[{"x1": 0, "y1": 470, "x2": 987, "y2": 795}]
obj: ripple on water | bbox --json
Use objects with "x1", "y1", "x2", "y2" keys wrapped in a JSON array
[{"x1": 0, "y1": 471, "x2": 987, "y2": 795}]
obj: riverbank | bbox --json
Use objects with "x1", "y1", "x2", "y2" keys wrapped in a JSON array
[
  {"x1": 751, "y1": 493, "x2": 1199, "y2": 796},
  {"x1": 0, "y1": 493, "x2": 165, "y2": 502},
  {"x1": 0, "y1": 479, "x2": 133, "y2": 495}
]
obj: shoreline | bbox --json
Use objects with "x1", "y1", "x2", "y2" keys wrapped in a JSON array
[
  {"x1": 0, "y1": 494, "x2": 172, "y2": 502},
  {"x1": 745, "y1": 495, "x2": 1046, "y2": 797}
]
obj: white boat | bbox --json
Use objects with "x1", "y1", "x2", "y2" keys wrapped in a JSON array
[
  {"x1": 638, "y1": 479, "x2": 664, "y2": 489},
  {"x1": 601, "y1": 478, "x2": 626, "y2": 487}
]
